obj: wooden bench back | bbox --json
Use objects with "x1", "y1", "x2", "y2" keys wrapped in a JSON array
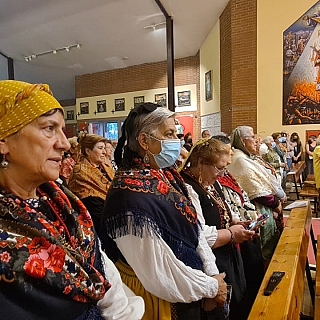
[
  {"x1": 287, "y1": 161, "x2": 306, "y2": 181},
  {"x1": 248, "y1": 202, "x2": 312, "y2": 319}
]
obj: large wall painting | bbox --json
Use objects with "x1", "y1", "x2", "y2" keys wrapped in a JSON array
[{"x1": 283, "y1": 1, "x2": 320, "y2": 125}]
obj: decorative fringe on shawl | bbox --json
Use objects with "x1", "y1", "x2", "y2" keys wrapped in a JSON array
[{"x1": 104, "y1": 211, "x2": 203, "y2": 270}]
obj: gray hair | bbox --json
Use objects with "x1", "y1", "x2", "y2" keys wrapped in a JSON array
[
  {"x1": 235, "y1": 126, "x2": 254, "y2": 139},
  {"x1": 262, "y1": 136, "x2": 273, "y2": 144},
  {"x1": 127, "y1": 107, "x2": 175, "y2": 153},
  {"x1": 316, "y1": 137, "x2": 320, "y2": 146}
]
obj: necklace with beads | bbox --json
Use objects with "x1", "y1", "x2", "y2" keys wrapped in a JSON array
[{"x1": 183, "y1": 168, "x2": 231, "y2": 228}]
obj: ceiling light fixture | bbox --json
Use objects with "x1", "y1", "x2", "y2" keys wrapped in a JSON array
[
  {"x1": 143, "y1": 21, "x2": 166, "y2": 31},
  {"x1": 23, "y1": 43, "x2": 81, "y2": 62}
]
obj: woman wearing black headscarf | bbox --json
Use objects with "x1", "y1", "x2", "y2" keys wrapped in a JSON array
[{"x1": 100, "y1": 103, "x2": 227, "y2": 320}]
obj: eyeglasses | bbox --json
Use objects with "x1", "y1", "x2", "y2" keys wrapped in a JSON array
[
  {"x1": 214, "y1": 165, "x2": 227, "y2": 176},
  {"x1": 245, "y1": 135, "x2": 256, "y2": 140}
]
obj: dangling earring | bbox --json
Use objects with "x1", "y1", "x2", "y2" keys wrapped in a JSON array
[
  {"x1": 143, "y1": 152, "x2": 149, "y2": 164},
  {"x1": 0, "y1": 154, "x2": 9, "y2": 169},
  {"x1": 198, "y1": 169, "x2": 203, "y2": 184}
]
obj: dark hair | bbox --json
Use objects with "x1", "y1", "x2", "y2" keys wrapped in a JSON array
[
  {"x1": 201, "y1": 130, "x2": 210, "y2": 138},
  {"x1": 212, "y1": 135, "x2": 230, "y2": 144},
  {"x1": 177, "y1": 133, "x2": 184, "y2": 139},
  {"x1": 308, "y1": 135, "x2": 316, "y2": 144},
  {"x1": 290, "y1": 132, "x2": 300, "y2": 144},
  {"x1": 41, "y1": 108, "x2": 61, "y2": 117},
  {"x1": 184, "y1": 132, "x2": 192, "y2": 143},
  {"x1": 271, "y1": 132, "x2": 281, "y2": 140}
]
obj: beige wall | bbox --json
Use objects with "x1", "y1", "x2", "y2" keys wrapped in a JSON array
[
  {"x1": 200, "y1": 21, "x2": 220, "y2": 116},
  {"x1": 257, "y1": 0, "x2": 317, "y2": 144}
]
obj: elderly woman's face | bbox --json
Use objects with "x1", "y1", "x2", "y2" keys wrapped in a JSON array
[
  {"x1": 86, "y1": 142, "x2": 106, "y2": 166},
  {"x1": 148, "y1": 117, "x2": 177, "y2": 154},
  {"x1": 105, "y1": 142, "x2": 113, "y2": 158},
  {"x1": 201, "y1": 154, "x2": 229, "y2": 186},
  {"x1": 3, "y1": 111, "x2": 70, "y2": 184},
  {"x1": 242, "y1": 129, "x2": 257, "y2": 154}
]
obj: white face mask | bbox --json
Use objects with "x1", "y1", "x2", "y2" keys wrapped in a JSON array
[{"x1": 148, "y1": 136, "x2": 181, "y2": 168}]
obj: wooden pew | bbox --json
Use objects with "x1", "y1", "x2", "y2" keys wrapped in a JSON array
[
  {"x1": 305, "y1": 174, "x2": 315, "y2": 185},
  {"x1": 300, "y1": 183, "x2": 319, "y2": 217},
  {"x1": 248, "y1": 202, "x2": 312, "y2": 320},
  {"x1": 315, "y1": 235, "x2": 320, "y2": 320},
  {"x1": 287, "y1": 161, "x2": 306, "y2": 199}
]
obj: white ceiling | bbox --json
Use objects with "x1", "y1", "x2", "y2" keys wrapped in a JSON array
[{"x1": 0, "y1": 0, "x2": 229, "y2": 100}]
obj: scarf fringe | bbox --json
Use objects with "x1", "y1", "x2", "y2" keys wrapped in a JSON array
[{"x1": 105, "y1": 212, "x2": 203, "y2": 270}]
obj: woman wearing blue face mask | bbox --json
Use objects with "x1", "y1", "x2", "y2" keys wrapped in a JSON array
[{"x1": 100, "y1": 103, "x2": 227, "y2": 320}]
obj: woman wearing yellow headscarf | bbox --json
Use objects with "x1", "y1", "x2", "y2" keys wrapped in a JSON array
[{"x1": 0, "y1": 80, "x2": 144, "y2": 320}]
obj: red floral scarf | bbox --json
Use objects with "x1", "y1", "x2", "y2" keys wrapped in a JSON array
[
  {"x1": 218, "y1": 172, "x2": 244, "y2": 204},
  {"x1": 0, "y1": 181, "x2": 110, "y2": 303}
]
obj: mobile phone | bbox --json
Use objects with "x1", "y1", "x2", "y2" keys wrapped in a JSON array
[{"x1": 248, "y1": 213, "x2": 269, "y2": 231}]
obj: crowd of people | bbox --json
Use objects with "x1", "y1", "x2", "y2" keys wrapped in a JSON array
[{"x1": 0, "y1": 79, "x2": 314, "y2": 320}]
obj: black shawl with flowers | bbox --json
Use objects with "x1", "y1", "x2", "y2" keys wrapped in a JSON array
[
  {"x1": 0, "y1": 181, "x2": 110, "y2": 320},
  {"x1": 100, "y1": 159, "x2": 203, "y2": 271}
]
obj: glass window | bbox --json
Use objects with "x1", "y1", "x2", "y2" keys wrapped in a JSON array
[
  {"x1": 91, "y1": 122, "x2": 103, "y2": 136},
  {"x1": 105, "y1": 122, "x2": 118, "y2": 141}
]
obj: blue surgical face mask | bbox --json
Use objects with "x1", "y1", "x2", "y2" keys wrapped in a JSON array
[
  {"x1": 271, "y1": 142, "x2": 276, "y2": 148},
  {"x1": 148, "y1": 136, "x2": 181, "y2": 168},
  {"x1": 180, "y1": 140, "x2": 185, "y2": 148}
]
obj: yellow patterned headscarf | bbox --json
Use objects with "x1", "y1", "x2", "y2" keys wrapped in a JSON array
[{"x1": 0, "y1": 80, "x2": 63, "y2": 140}]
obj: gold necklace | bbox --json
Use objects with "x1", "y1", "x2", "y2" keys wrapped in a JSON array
[
  {"x1": 204, "y1": 185, "x2": 227, "y2": 211},
  {"x1": 184, "y1": 168, "x2": 231, "y2": 225}
]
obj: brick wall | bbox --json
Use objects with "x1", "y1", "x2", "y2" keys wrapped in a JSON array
[
  {"x1": 220, "y1": 0, "x2": 257, "y2": 135},
  {"x1": 75, "y1": 54, "x2": 202, "y2": 141}
]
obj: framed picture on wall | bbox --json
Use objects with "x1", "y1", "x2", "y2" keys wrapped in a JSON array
[
  {"x1": 97, "y1": 100, "x2": 106, "y2": 113},
  {"x1": 66, "y1": 110, "x2": 74, "y2": 121},
  {"x1": 155, "y1": 93, "x2": 167, "y2": 107},
  {"x1": 134, "y1": 96, "x2": 144, "y2": 108},
  {"x1": 115, "y1": 98, "x2": 125, "y2": 111},
  {"x1": 205, "y1": 70, "x2": 212, "y2": 101},
  {"x1": 80, "y1": 102, "x2": 89, "y2": 114},
  {"x1": 306, "y1": 130, "x2": 320, "y2": 142},
  {"x1": 177, "y1": 90, "x2": 191, "y2": 107}
]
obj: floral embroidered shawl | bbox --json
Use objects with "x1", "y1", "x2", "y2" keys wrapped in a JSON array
[
  {"x1": 101, "y1": 158, "x2": 203, "y2": 271},
  {"x1": 0, "y1": 181, "x2": 110, "y2": 308}
]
